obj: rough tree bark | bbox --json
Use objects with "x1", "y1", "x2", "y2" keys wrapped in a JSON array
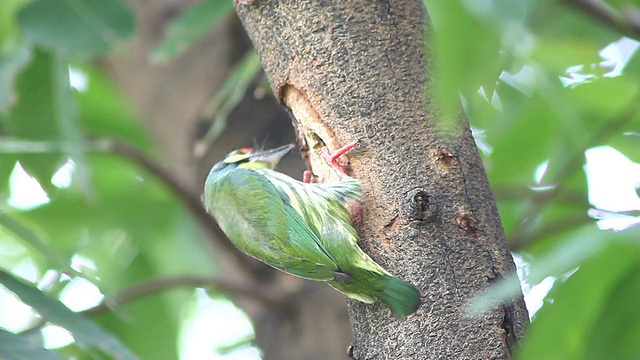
[{"x1": 236, "y1": 0, "x2": 529, "y2": 359}]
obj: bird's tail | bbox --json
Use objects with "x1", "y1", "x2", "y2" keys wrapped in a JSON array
[{"x1": 378, "y1": 275, "x2": 421, "y2": 317}]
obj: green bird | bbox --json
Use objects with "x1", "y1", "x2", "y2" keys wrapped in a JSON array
[{"x1": 203, "y1": 141, "x2": 420, "y2": 317}]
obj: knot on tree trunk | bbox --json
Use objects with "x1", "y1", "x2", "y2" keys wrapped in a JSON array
[{"x1": 403, "y1": 188, "x2": 437, "y2": 222}]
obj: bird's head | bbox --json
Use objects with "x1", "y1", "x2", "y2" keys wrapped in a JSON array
[{"x1": 210, "y1": 144, "x2": 295, "y2": 173}]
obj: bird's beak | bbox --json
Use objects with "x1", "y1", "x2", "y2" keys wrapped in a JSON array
[{"x1": 249, "y1": 144, "x2": 295, "y2": 169}]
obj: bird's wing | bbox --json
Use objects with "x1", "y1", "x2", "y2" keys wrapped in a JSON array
[
  {"x1": 315, "y1": 177, "x2": 362, "y2": 203},
  {"x1": 209, "y1": 168, "x2": 339, "y2": 281}
]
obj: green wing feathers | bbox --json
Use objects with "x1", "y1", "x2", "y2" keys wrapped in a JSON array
[
  {"x1": 378, "y1": 275, "x2": 421, "y2": 317},
  {"x1": 205, "y1": 169, "x2": 338, "y2": 281},
  {"x1": 329, "y1": 271, "x2": 421, "y2": 317},
  {"x1": 205, "y1": 166, "x2": 421, "y2": 317}
]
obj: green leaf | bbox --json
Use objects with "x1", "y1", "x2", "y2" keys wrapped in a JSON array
[
  {"x1": 0, "y1": 328, "x2": 64, "y2": 360},
  {"x1": 12, "y1": 149, "x2": 213, "y2": 359},
  {"x1": 51, "y1": 53, "x2": 92, "y2": 197},
  {"x1": 1, "y1": 49, "x2": 92, "y2": 196},
  {"x1": 0, "y1": 210, "x2": 80, "y2": 277},
  {"x1": 1, "y1": 49, "x2": 65, "y2": 194},
  {"x1": 0, "y1": 267, "x2": 138, "y2": 360},
  {"x1": 17, "y1": 0, "x2": 135, "y2": 57},
  {"x1": 425, "y1": 0, "x2": 502, "y2": 126},
  {"x1": 0, "y1": 41, "x2": 31, "y2": 112},
  {"x1": 0, "y1": 0, "x2": 28, "y2": 43},
  {"x1": 76, "y1": 65, "x2": 150, "y2": 149},
  {"x1": 193, "y1": 50, "x2": 261, "y2": 157},
  {"x1": 532, "y1": 2, "x2": 620, "y2": 46},
  {"x1": 519, "y1": 241, "x2": 640, "y2": 360},
  {"x1": 584, "y1": 267, "x2": 640, "y2": 359},
  {"x1": 94, "y1": 256, "x2": 184, "y2": 360},
  {"x1": 480, "y1": 76, "x2": 559, "y2": 187},
  {"x1": 470, "y1": 225, "x2": 607, "y2": 314},
  {"x1": 15, "y1": 155, "x2": 144, "y2": 262},
  {"x1": 151, "y1": 0, "x2": 234, "y2": 62}
]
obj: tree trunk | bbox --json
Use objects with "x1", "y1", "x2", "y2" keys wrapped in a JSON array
[{"x1": 236, "y1": 1, "x2": 529, "y2": 359}]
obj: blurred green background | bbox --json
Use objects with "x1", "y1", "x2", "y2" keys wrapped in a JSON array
[{"x1": 1, "y1": 0, "x2": 640, "y2": 359}]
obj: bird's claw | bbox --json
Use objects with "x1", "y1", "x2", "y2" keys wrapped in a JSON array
[
  {"x1": 321, "y1": 139, "x2": 360, "y2": 180},
  {"x1": 302, "y1": 170, "x2": 317, "y2": 183}
]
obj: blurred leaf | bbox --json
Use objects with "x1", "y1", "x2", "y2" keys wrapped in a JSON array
[
  {"x1": 425, "y1": 0, "x2": 503, "y2": 128},
  {"x1": 193, "y1": 50, "x2": 261, "y2": 157},
  {"x1": 17, "y1": 151, "x2": 212, "y2": 269},
  {"x1": 0, "y1": 267, "x2": 138, "y2": 360},
  {"x1": 12, "y1": 149, "x2": 212, "y2": 357},
  {"x1": 585, "y1": 265, "x2": 640, "y2": 359},
  {"x1": 478, "y1": 76, "x2": 559, "y2": 187},
  {"x1": 519, "y1": 239, "x2": 640, "y2": 360},
  {"x1": 51, "y1": 53, "x2": 92, "y2": 197},
  {"x1": 471, "y1": 225, "x2": 606, "y2": 313},
  {"x1": 603, "y1": 0, "x2": 638, "y2": 10},
  {"x1": 564, "y1": 78, "x2": 638, "y2": 131},
  {"x1": 151, "y1": 0, "x2": 234, "y2": 62},
  {"x1": 522, "y1": 226, "x2": 609, "y2": 282},
  {"x1": 54, "y1": 341, "x2": 127, "y2": 360},
  {"x1": 1, "y1": 50, "x2": 92, "y2": 196},
  {"x1": 17, "y1": 0, "x2": 135, "y2": 57},
  {"x1": 76, "y1": 66, "x2": 150, "y2": 149},
  {"x1": 1, "y1": 49, "x2": 65, "y2": 194},
  {"x1": 531, "y1": 36, "x2": 605, "y2": 76},
  {"x1": 90, "y1": 203, "x2": 210, "y2": 359},
  {"x1": 94, "y1": 256, "x2": 184, "y2": 360},
  {"x1": 15, "y1": 154, "x2": 162, "y2": 260},
  {"x1": 0, "y1": 210, "x2": 79, "y2": 276},
  {"x1": 609, "y1": 131, "x2": 640, "y2": 164},
  {"x1": 0, "y1": 0, "x2": 27, "y2": 43},
  {"x1": 0, "y1": 328, "x2": 64, "y2": 360},
  {"x1": 542, "y1": 80, "x2": 640, "y2": 185},
  {"x1": 0, "y1": 41, "x2": 31, "y2": 112},
  {"x1": 622, "y1": 44, "x2": 640, "y2": 78},
  {"x1": 531, "y1": 2, "x2": 619, "y2": 47},
  {"x1": 0, "y1": 156, "x2": 16, "y2": 197}
]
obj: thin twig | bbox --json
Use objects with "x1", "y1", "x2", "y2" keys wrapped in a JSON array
[{"x1": 560, "y1": 0, "x2": 640, "y2": 40}]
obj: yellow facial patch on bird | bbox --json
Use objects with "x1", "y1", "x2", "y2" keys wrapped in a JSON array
[
  {"x1": 238, "y1": 161, "x2": 270, "y2": 169},
  {"x1": 223, "y1": 148, "x2": 253, "y2": 164},
  {"x1": 222, "y1": 144, "x2": 294, "y2": 170}
]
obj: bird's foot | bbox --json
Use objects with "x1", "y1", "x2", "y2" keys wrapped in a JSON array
[
  {"x1": 302, "y1": 170, "x2": 317, "y2": 183},
  {"x1": 321, "y1": 139, "x2": 359, "y2": 180}
]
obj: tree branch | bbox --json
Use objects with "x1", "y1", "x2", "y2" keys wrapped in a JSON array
[
  {"x1": 560, "y1": 0, "x2": 640, "y2": 39},
  {"x1": 83, "y1": 275, "x2": 284, "y2": 316},
  {"x1": 19, "y1": 275, "x2": 284, "y2": 337}
]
